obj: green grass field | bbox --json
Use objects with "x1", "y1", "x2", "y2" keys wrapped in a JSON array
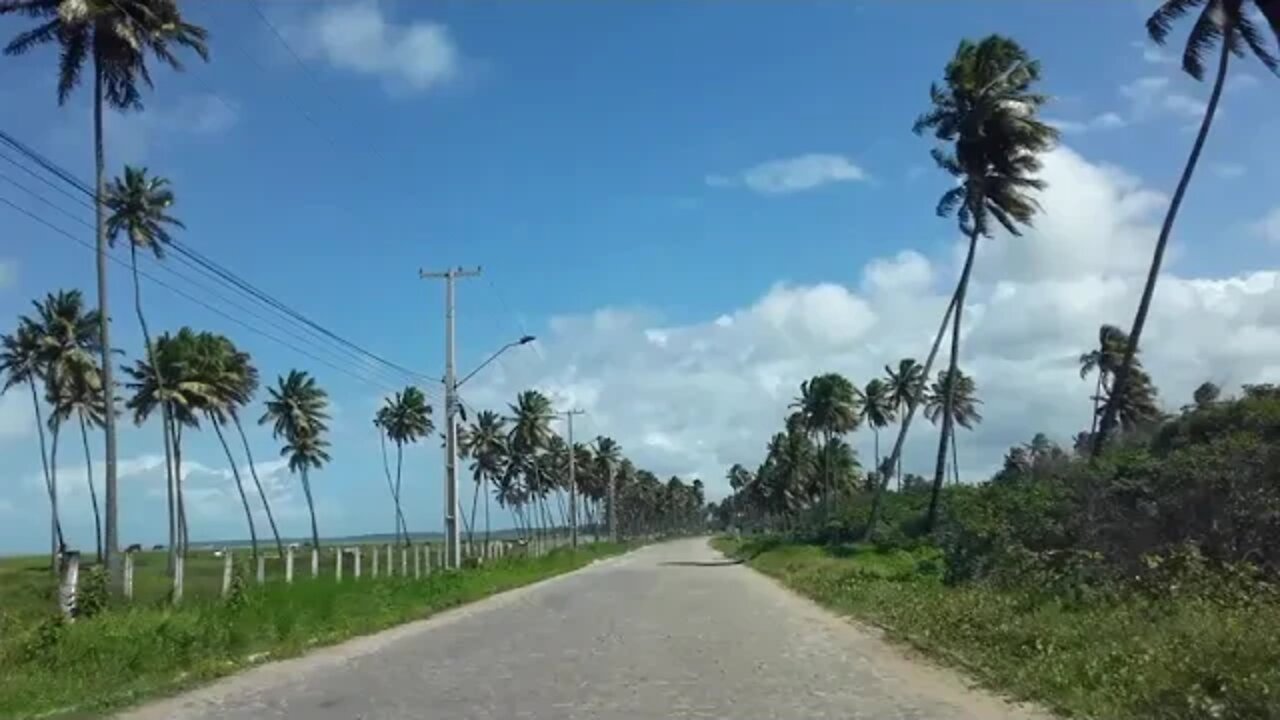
[
  {"x1": 0, "y1": 541, "x2": 623, "y2": 719},
  {"x1": 715, "y1": 536, "x2": 1280, "y2": 720}
]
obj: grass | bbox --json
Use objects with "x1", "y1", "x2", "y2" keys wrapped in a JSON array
[
  {"x1": 0, "y1": 542, "x2": 628, "y2": 719},
  {"x1": 714, "y1": 536, "x2": 1280, "y2": 720}
]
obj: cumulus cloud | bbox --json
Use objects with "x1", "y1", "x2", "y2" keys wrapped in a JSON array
[
  {"x1": 292, "y1": 1, "x2": 460, "y2": 95},
  {"x1": 1047, "y1": 112, "x2": 1127, "y2": 134},
  {"x1": 466, "y1": 145, "x2": 1278, "y2": 498},
  {"x1": 707, "y1": 154, "x2": 868, "y2": 195}
]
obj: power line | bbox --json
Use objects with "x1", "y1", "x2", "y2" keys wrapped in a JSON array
[
  {"x1": 0, "y1": 127, "x2": 441, "y2": 395},
  {"x1": 0, "y1": 193, "x2": 405, "y2": 394}
]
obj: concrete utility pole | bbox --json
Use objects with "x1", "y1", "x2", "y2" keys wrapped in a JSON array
[
  {"x1": 559, "y1": 409, "x2": 586, "y2": 548},
  {"x1": 420, "y1": 266, "x2": 481, "y2": 570}
]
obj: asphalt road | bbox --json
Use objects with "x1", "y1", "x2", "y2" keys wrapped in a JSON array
[{"x1": 120, "y1": 538, "x2": 1049, "y2": 720}]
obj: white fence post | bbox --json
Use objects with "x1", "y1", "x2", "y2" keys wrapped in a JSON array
[
  {"x1": 221, "y1": 550, "x2": 233, "y2": 597},
  {"x1": 59, "y1": 551, "x2": 80, "y2": 620},
  {"x1": 371, "y1": 545, "x2": 379, "y2": 578},
  {"x1": 335, "y1": 548, "x2": 343, "y2": 581},
  {"x1": 386, "y1": 545, "x2": 393, "y2": 576},
  {"x1": 311, "y1": 548, "x2": 319, "y2": 578},
  {"x1": 256, "y1": 554, "x2": 266, "y2": 584},
  {"x1": 401, "y1": 547, "x2": 408, "y2": 576},
  {"x1": 354, "y1": 547, "x2": 362, "y2": 579},
  {"x1": 173, "y1": 553, "x2": 184, "y2": 605},
  {"x1": 123, "y1": 550, "x2": 135, "y2": 600},
  {"x1": 414, "y1": 546, "x2": 422, "y2": 579},
  {"x1": 285, "y1": 545, "x2": 295, "y2": 583}
]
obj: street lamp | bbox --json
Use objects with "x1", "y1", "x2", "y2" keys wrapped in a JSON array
[{"x1": 443, "y1": 334, "x2": 536, "y2": 568}]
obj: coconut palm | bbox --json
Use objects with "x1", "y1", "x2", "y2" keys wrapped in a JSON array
[
  {"x1": 791, "y1": 373, "x2": 860, "y2": 512},
  {"x1": 105, "y1": 166, "x2": 185, "y2": 563},
  {"x1": 2, "y1": 0, "x2": 209, "y2": 581},
  {"x1": 1079, "y1": 324, "x2": 1129, "y2": 436},
  {"x1": 48, "y1": 352, "x2": 108, "y2": 563},
  {"x1": 260, "y1": 370, "x2": 330, "y2": 551},
  {"x1": 461, "y1": 410, "x2": 507, "y2": 548},
  {"x1": 372, "y1": 407, "x2": 407, "y2": 547},
  {"x1": 1, "y1": 320, "x2": 63, "y2": 562},
  {"x1": 507, "y1": 390, "x2": 555, "y2": 534},
  {"x1": 594, "y1": 436, "x2": 622, "y2": 541},
  {"x1": 218, "y1": 337, "x2": 284, "y2": 559},
  {"x1": 381, "y1": 387, "x2": 432, "y2": 546},
  {"x1": 914, "y1": 34, "x2": 1055, "y2": 531},
  {"x1": 881, "y1": 358, "x2": 925, "y2": 488},
  {"x1": 1097, "y1": 1, "x2": 1279, "y2": 454},
  {"x1": 860, "y1": 378, "x2": 895, "y2": 484},
  {"x1": 923, "y1": 368, "x2": 983, "y2": 499}
]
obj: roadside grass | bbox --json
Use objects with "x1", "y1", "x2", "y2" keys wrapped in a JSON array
[
  {"x1": 0, "y1": 542, "x2": 627, "y2": 719},
  {"x1": 714, "y1": 536, "x2": 1280, "y2": 720}
]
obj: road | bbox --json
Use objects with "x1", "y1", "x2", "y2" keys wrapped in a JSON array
[{"x1": 120, "y1": 538, "x2": 1049, "y2": 720}]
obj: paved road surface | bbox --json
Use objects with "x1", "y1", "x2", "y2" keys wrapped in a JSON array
[{"x1": 121, "y1": 538, "x2": 1049, "y2": 720}]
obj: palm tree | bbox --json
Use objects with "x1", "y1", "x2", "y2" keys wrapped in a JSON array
[
  {"x1": 1098, "y1": 0, "x2": 1278, "y2": 455},
  {"x1": 914, "y1": 34, "x2": 1056, "y2": 532},
  {"x1": 48, "y1": 352, "x2": 108, "y2": 563},
  {"x1": 860, "y1": 378, "x2": 895, "y2": 485},
  {"x1": 1, "y1": 320, "x2": 62, "y2": 563},
  {"x1": 1079, "y1": 324, "x2": 1128, "y2": 436},
  {"x1": 594, "y1": 436, "x2": 622, "y2": 541},
  {"x1": 923, "y1": 368, "x2": 983, "y2": 490},
  {"x1": 219, "y1": 336, "x2": 284, "y2": 559},
  {"x1": 372, "y1": 407, "x2": 407, "y2": 547},
  {"x1": 260, "y1": 370, "x2": 330, "y2": 551},
  {"x1": 881, "y1": 358, "x2": 924, "y2": 489},
  {"x1": 381, "y1": 387, "x2": 432, "y2": 546},
  {"x1": 2, "y1": 0, "x2": 209, "y2": 583},
  {"x1": 461, "y1": 410, "x2": 507, "y2": 548},
  {"x1": 105, "y1": 166, "x2": 185, "y2": 563},
  {"x1": 791, "y1": 373, "x2": 860, "y2": 512},
  {"x1": 507, "y1": 390, "x2": 555, "y2": 536}
]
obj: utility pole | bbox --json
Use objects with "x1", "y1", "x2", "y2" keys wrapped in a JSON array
[
  {"x1": 559, "y1": 409, "x2": 586, "y2": 548},
  {"x1": 420, "y1": 266, "x2": 481, "y2": 570}
]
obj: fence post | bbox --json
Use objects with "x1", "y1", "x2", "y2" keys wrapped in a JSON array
[
  {"x1": 285, "y1": 545, "x2": 295, "y2": 583},
  {"x1": 335, "y1": 548, "x2": 343, "y2": 581},
  {"x1": 354, "y1": 547, "x2": 362, "y2": 579},
  {"x1": 221, "y1": 550, "x2": 233, "y2": 598},
  {"x1": 256, "y1": 554, "x2": 266, "y2": 584},
  {"x1": 401, "y1": 547, "x2": 408, "y2": 576},
  {"x1": 414, "y1": 546, "x2": 422, "y2": 579},
  {"x1": 311, "y1": 548, "x2": 319, "y2": 578},
  {"x1": 386, "y1": 545, "x2": 393, "y2": 576},
  {"x1": 371, "y1": 545, "x2": 379, "y2": 578},
  {"x1": 58, "y1": 551, "x2": 80, "y2": 621},
  {"x1": 173, "y1": 553, "x2": 184, "y2": 605},
  {"x1": 123, "y1": 550, "x2": 135, "y2": 600}
]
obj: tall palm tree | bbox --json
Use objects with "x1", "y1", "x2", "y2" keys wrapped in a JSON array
[
  {"x1": 914, "y1": 34, "x2": 1055, "y2": 532},
  {"x1": 372, "y1": 407, "x2": 407, "y2": 547},
  {"x1": 881, "y1": 358, "x2": 924, "y2": 489},
  {"x1": 923, "y1": 368, "x2": 983, "y2": 488},
  {"x1": 219, "y1": 336, "x2": 284, "y2": 558},
  {"x1": 2, "y1": 0, "x2": 209, "y2": 583},
  {"x1": 1, "y1": 320, "x2": 63, "y2": 563},
  {"x1": 461, "y1": 410, "x2": 507, "y2": 548},
  {"x1": 105, "y1": 165, "x2": 185, "y2": 564},
  {"x1": 791, "y1": 373, "x2": 860, "y2": 512},
  {"x1": 1079, "y1": 324, "x2": 1129, "y2": 437},
  {"x1": 860, "y1": 378, "x2": 895, "y2": 486},
  {"x1": 1098, "y1": 0, "x2": 1278, "y2": 454},
  {"x1": 507, "y1": 390, "x2": 555, "y2": 536},
  {"x1": 48, "y1": 352, "x2": 108, "y2": 563},
  {"x1": 594, "y1": 436, "x2": 622, "y2": 541},
  {"x1": 381, "y1": 386, "x2": 432, "y2": 546},
  {"x1": 260, "y1": 370, "x2": 330, "y2": 551}
]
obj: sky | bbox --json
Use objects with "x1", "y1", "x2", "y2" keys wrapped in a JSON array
[{"x1": 0, "y1": 1, "x2": 1277, "y2": 554}]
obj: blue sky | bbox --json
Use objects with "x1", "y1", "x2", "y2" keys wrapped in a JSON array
[{"x1": 1, "y1": 1, "x2": 1277, "y2": 553}]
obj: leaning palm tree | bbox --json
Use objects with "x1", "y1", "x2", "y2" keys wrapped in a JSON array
[
  {"x1": 260, "y1": 370, "x2": 330, "y2": 551},
  {"x1": 860, "y1": 378, "x2": 895, "y2": 485},
  {"x1": 1, "y1": 320, "x2": 63, "y2": 564},
  {"x1": 790, "y1": 373, "x2": 860, "y2": 512},
  {"x1": 2, "y1": 0, "x2": 209, "y2": 582},
  {"x1": 105, "y1": 166, "x2": 185, "y2": 564},
  {"x1": 381, "y1": 386, "x2": 432, "y2": 546},
  {"x1": 372, "y1": 406, "x2": 407, "y2": 547},
  {"x1": 923, "y1": 368, "x2": 983, "y2": 492},
  {"x1": 882, "y1": 358, "x2": 924, "y2": 489},
  {"x1": 48, "y1": 352, "x2": 108, "y2": 563},
  {"x1": 1097, "y1": 1, "x2": 1279, "y2": 454},
  {"x1": 593, "y1": 436, "x2": 622, "y2": 541},
  {"x1": 913, "y1": 34, "x2": 1055, "y2": 533},
  {"x1": 507, "y1": 390, "x2": 555, "y2": 536},
  {"x1": 1079, "y1": 324, "x2": 1129, "y2": 436},
  {"x1": 461, "y1": 410, "x2": 507, "y2": 548},
  {"x1": 219, "y1": 337, "x2": 284, "y2": 558}
]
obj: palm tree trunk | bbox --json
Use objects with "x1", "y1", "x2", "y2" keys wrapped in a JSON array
[
  {"x1": 379, "y1": 432, "x2": 399, "y2": 546},
  {"x1": 468, "y1": 476, "x2": 481, "y2": 547},
  {"x1": 872, "y1": 427, "x2": 881, "y2": 492},
  {"x1": 484, "y1": 476, "x2": 492, "y2": 550},
  {"x1": 174, "y1": 419, "x2": 188, "y2": 557},
  {"x1": 868, "y1": 288, "x2": 959, "y2": 538},
  {"x1": 233, "y1": 414, "x2": 284, "y2": 558},
  {"x1": 394, "y1": 441, "x2": 405, "y2": 547},
  {"x1": 300, "y1": 466, "x2": 320, "y2": 551},
  {"x1": 213, "y1": 418, "x2": 258, "y2": 559},
  {"x1": 93, "y1": 46, "x2": 123, "y2": 590},
  {"x1": 951, "y1": 433, "x2": 961, "y2": 486},
  {"x1": 29, "y1": 380, "x2": 61, "y2": 570},
  {"x1": 1088, "y1": 370, "x2": 1104, "y2": 438},
  {"x1": 49, "y1": 418, "x2": 65, "y2": 565},
  {"x1": 79, "y1": 411, "x2": 103, "y2": 564},
  {"x1": 927, "y1": 228, "x2": 979, "y2": 532},
  {"x1": 1095, "y1": 21, "x2": 1232, "y2": 457}
]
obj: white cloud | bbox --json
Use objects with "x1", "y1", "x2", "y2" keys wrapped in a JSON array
[
  {"x1": 0, "y1": 392, "x2": 34, "y2": 441},
  {"x1": 1227, "y1": 73, "x2": 1260, "y2": 92},
  {"x1": 1117, "y1": 76, "x2": 1214, "y2": 129},
  {"x1": 707, "y1": 154, "x2": 869, "y2": 195},
  {"x1": 467, "y1": 145, "x2": 1278, "y2": 496},
  {"x1": 293, "y1": 1, "x2": 460, "y2": 95},
  {"x1": 50, "y1": 94, "x2": 239, "y2": 165},
  {"x1": 1047, "y1": 112, "x2": 1127, "y2": 134},
  {"x1": 1133, "y1": 40, "x2": 1176, "y2": 66},
  {"x1": 1251, "y1": 207, "x2": 1280, "y2": 244},
  {"x1": 1211, "y1": 163, "x2": 1246, "y2": 179}
]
